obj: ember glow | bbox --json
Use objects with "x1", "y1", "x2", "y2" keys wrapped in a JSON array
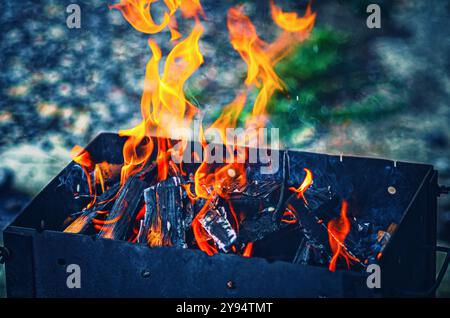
[
  {"x1": 62, "y1": 1, "x2": 362, "y2": 273},
  {"x1": 327, "y1": 201, "x2": 360, "y2": 272}
]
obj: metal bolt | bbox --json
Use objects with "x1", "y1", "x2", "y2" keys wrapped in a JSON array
[
  {"x1": 226, "y1": 280, "x2": 236, "y2": 289},
  {"x1": 141, "y1": 270, "x2": 151, "y2": 278},
  {"x1": 388, "y1": 186, "x2": 396, "y2": 195}
]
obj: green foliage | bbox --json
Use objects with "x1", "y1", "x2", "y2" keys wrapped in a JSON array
[
  {"x1": 269, "y1": 26, "x2": 405, "y2": 145},
  {"x1": 186, "y1": 26, "x2": 405, "y2": 147}
]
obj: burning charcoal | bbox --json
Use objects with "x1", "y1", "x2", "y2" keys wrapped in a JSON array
[
  {"x1": 291, "y1": 186, "x2": 341, "y2": 245},
  {"x1": 63, "y1": 183, "x2": 121, "y2": 234},
  {"x1": 236, "y1": 151, "x2": 292, "y2": 244},
  {"x1": 237, "y1": 207, "x2": 282, "y2": 244},
  {"x1": 92, "y1": 183, "x2": 121, "y2": 211},
  {"x1": 98, "y1": 176, "x2": 146, "y2": 240},
  {"x1": 183, "y1": 198, "x2": 195, "y2": 230},
  {"x1": 139, "y1": 177, "x2": 186, "y2": 248},
  {"x1": 242, "y1": 180, "x2": 280, "y2": 199},
  {"x1": 228, "y1": 180, "x2": 281, "y2": 220},
  {"x1": 293, "y1": 239, "x2": 329, "y2": 266},
  {"x1": 64, "y1": 208, "x2": 97, "y2": 234},
  {"x1": 199, "y1": 205, "x2": 237, "y2": 253},
  {"x1": 287, "y1": 187, "x2": 364, "y2": 270}
]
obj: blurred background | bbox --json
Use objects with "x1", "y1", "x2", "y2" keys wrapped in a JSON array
[{"x1": 0, "y1": 0, "x2": 449, "y2": 296}]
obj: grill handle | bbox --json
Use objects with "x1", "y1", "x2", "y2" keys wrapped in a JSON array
[{"x1": 398, "y1": 245, "x2": 450, "y2": 297}]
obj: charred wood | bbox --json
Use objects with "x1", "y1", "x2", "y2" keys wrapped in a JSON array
[
  {"x1": 199, "y1": 204, "x2": 237, "y2": 253},
  {"x1": 63, "y1": 183, "x2": 120, "y2": 234},
  {"x1": 140, "y1": 177, "x2": 186, "y2": 248},
  {"x1": 98, "y1": 176, "x2": 146, "y2": 240}
]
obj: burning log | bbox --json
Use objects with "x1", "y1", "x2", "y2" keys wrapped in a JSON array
[
  {"x1": 63, "y1": 183, "x2": 120, "y2": 234},
  {"x1": 139, "y1": 177, "x2": 186, "y2": 248},
  {"x1": 236, "y1": 151, "x2": 292, "y2": 244},
  {"x1": 199, "y1": 203, "x2": 237, "y2": 253},
  {"x1": 237, "y1": 207, "x2": 283, "y2": 244},
  {"x1": 293, "y1": 239, "x2": 329, "y2": 266},
  {"x1": 98, "y1": 176, "x2": 146, "y2": 240},
  {"x1": 287, "y1": 187, "x2": 364, "y2": 270}
]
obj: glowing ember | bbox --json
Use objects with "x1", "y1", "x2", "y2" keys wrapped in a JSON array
[
  {"x1": 281, "y1": 204, "x2": 297, "y2": 224},
  {"x1": 242, "y1": 242, "x2": 253, "y2": 257},
  {"x1": 327, "y1": 200, "x2": 360, "y2": 272}
]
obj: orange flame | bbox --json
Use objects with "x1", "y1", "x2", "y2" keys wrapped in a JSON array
[
  {"x1": 70, "y1": 146, "x2": 97, "y2": 209},
  {"x1": 289, "y1": 168, "x2": 313, "y2": 203},
  {"x1": 180, "y1": 0, "x2": 205, "y2": 19},
  {"x1": 227, "y1": 6, "x2": 284, "y2": 123},
  {"x1": 206, "y1": 92, "x2": 247, "y2": 144},
  {"x1": 242, "y1": 242, "x2": 253, "y2": 257},
  {"x1": 327, "y1": 200, "x2": 360, "y2": 272},
  {"x1": 281, "y1": 204, "x2": 297, "y2": 224},
  {"x1": 270, "y1": 0, "x2": 316, "y2": 33},
  {"x1": 225, "y1": 2, "x2": 315, "y2": 138},
  {"x1": 71, "y1": 145, "x2": 94, "y2": 170},
  {"x1": 268, "y1": 1, "x2": 316, "y2": 63},
  {"x1": 192, "y1": 198, "x2": 218, "y2": 255},
  {"x1": 119, "y1": 21, "x2": 204, "y2": 183},
  {"x1": 109, "y1": 0, "x2": 172, "y2": 34},
  {"x1": 64, "y1": 214, "x2": 89, "y2": 233}
]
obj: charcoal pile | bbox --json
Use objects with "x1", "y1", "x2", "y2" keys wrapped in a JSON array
[{"x1": 59, "y1": 144, "x2": 393, "y2": 273}]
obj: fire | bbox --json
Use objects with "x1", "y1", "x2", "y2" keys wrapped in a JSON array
[
  {"x1": 110, "y1": 0, "x2": 205, "y2": 41},
  {"x1": 289, "y1": 168, "x2": 313, "y2": 203},
  {"x1": 242, "y1": 242, "x2": 253, "y2": 257},
  {"x1": 179, "y1": 0, "x2": 205, "y2": 19},
  {"x1": 268, "y1": 0, "x2": 316, "y2": 62},
  {"x1": 190, "y1": 93, "x2": 248, "y2": 255},
  {"x1": 66, "y1": 1, "x2": 325, "y2": 263},
  {"x1": 119, "y1": 21, "x2": 204, "y2": 184},
  {"x1": 227, "y1": 6, "x2": 284, "y2": 124},
  {"x1": 109, "y1": 0, "x2": 172, "y2": 34},
  {"x1": 270, "y1": 0, "x2": 316, "y2": 33},
  {"x1": 71, "y1": 145, "x2": 94, "y2": 198},
  {"x1": 192, "y1": 198, "x2": 217, "y2": 255},
  {"x1": 327, "y1": 200, "x2": 360, "y2": 272},
  {"x1": 71, "y1": 145, "x2": 94, "y2": 171},
  {"x1": 281, "y1": 203, "x2": 297, "y2": 224},
  {"x1": 64, "y1": 214, "x2": 89, "y2": 233}
]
